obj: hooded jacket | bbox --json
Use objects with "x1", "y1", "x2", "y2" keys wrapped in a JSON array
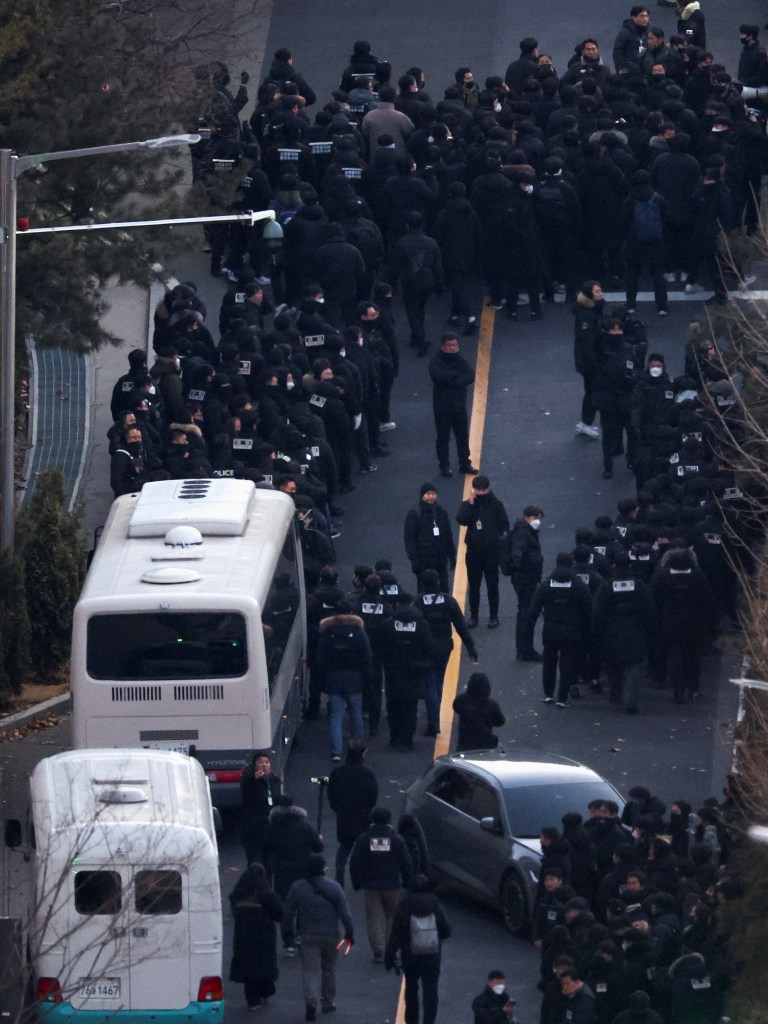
[
  {"x1": 262, "y1": 805, "x2": 324, "y2": 894},
  {"x1": 349, "y1": 822, "x2": 413, "y2": 891},
  {"x1": 316, "y1": 613, "x2": 372, "y2": 693},
  {"x1": 452, "y1": 674, "x2": 505, "y2": 751}
]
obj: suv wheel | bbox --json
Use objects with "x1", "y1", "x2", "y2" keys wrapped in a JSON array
[{"x1": 500, "y1": 872, "x2": 529, "y2": 935}]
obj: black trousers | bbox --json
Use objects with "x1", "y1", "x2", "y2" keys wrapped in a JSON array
[
  {"x1": 542, "y1": 640, "x2": 580, "y2": 702},
  {"x1": 434, "y1": 404, "x2": 470, "y2": 470},
  {"x1": 665, "y1": 641, "x2": 701, "y2": 702},
  {"x1": 386, "y1": 695, "x2": 418, "y2": 748},
  {"x1": 402, "y1": 285, "x2": 431, "y2": 350},
  {"x1": 512, "y1": 575, "x2": 538, "y2": 656},
  {"x1": 403, "y1": 958, "x2": 440, "y2": 1024},
  {"x1": 579, "y1": 369, "x2": 597, "y2": 426},
  {"x1": 466, "y1": 549, "x2": 500, "y2": 619},
  {"x1": 364, "y1": 659, "x2": 384, "y2": 733},
  {"x1": 600, "y1": 406, "x2": 635, "y2": 472}
]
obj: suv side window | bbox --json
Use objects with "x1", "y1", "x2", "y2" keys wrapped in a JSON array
[
  {"x1": 466, "y1": 777, "x2": 502, "y2": 824},
  {"x1": 426, "y1": 768, "x2": 473, "y2": 814}
]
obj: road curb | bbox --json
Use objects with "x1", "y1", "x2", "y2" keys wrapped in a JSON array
[{"x1": 0, "y1": 692, "x2": 71, "y2": 734}]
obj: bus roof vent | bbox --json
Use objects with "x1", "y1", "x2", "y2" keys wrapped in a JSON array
[
  {"x1": 164, "y1": 526, "x2": 204, "y2": 548},
  {"x1": 141, "y1": 567, "x2": 202, "y2": 585},
  {"x1": 99, "y1": 787, "x2": 148, "y2": 804},
  {"x1": 128, "y1": 479, "x2": 255, "y2": 538}
]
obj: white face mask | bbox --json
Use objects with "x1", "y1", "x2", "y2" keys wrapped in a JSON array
[
  {"x1": 524, "y1": 184, "x2": 534, "y2": 194},
  {"x1": 530, "y1": 518, "x2": 541, "y2": 530},
  {"x1": 148, "y1": 385, "x2": 156, "y2": 395},
  {"x1": 174, "y1": 358, "x2": 181, "y2": 370},
  {"x1": 316, "y1": 297, "x2": 324, "y2": 304},
  {"x1": 286, "y1": 381, "x2": 295, "y2": 390},
  {"x1": 339, "y1": 349, "x2": 346, "y2": 358},
  {"x1": 494, "y1": 102, "x2": 502, "y2": 113},
  {"x1": 649, "y1": 366, "x2": 663, "y2": 378},
  {"x1": 491, "y1": 984, "x2": 506, "y2": 996}
]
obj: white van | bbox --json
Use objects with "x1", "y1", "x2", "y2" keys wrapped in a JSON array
[{"x1": 5, "y1": 749, "x2": 223, "y2": 1023}]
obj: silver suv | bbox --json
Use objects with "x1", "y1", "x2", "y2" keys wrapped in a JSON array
[{"x1": 402, "y1": 750, "x2": 624, "y2": 934}]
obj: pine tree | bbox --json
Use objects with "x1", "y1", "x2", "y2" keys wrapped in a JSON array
[
  {"x1": 19, "y1": 471, "x2": 85, "y2": 678},
  {"x1": 0, "y1": 551, "x2": 31, "y2": 699}
]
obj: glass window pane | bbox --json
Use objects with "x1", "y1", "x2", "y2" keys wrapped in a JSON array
[
  {"x1": 467, "y1": 779, "x2": 501, "y2": 822},
  {"x1": 427, "y1": 768, "x2": 473, "y2": 813},
  {"x1": 135, "y1": 870, "x2": 182, "y2": 915},
  {"x1": 87, "y1": 613, "x2": 247, "y2": 680},
  {"x1": 503, "y1": 781, "x2": 620, "y2": 837},
  {"x1": 75, "y1": 871, "x2": 122, "y2": 915}
]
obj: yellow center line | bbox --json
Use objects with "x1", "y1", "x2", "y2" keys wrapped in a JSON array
[{"x1": 394, "y1": 305, "x2": 496, "y2": 1024}]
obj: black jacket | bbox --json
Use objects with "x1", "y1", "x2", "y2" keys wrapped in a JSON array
[
  {"x1": 381, "y1": 604, "x2": 434, "y2": 698},
  {"x1": 471, "y1": 986, "x2": 513, "y2": 1024},
  {"x1": 457, "y1": 492, "x2": 510, "y2": 556},
  {"x1": 572, "y1": 293, "x2": 605, "y2": 375},
  {"x1": 507, "y1": 518, "x2": 543, "y2": 582},
  {"x1": 452, "y1": 674, "x2": 505, "y2": 751},
  {"x1": 432, "y1": 196, "x2": 483, "y2": 280},
  {"x1": 229, "y1": 884, "x2": 283, "y2": 985},
  {"x1": 403, "y1": 500, "x2": 457, "y2": 574},
  {"x1": 389, "y1": 230, "x2": 445, "y2": 291},
  {"x1": 415, "y1": 589, "x2": 476, "y2": 660},
  {"x1": 528, "y1": 567, "x2": 592, "y2": 645},
  {"x1": 429, "y1": 349, "x2": 475, "y2": 410},
  {"x1": 593, "y1": 571, "x2": 655, "y2": 665},
  {"x1": 349, "y1": 823, "x2": 413, "y2": 891},
  {"x1": 240, "y1": 770, "x2": 283, "y2": 842},
  {"x1": 262, "y1": 806, "x2": 324, "y2": 897},
  {"x1": 327, "y1": 760, "x2": 379, "y2": 844}
]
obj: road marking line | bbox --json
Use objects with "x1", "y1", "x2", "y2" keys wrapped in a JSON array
[
  {"x1": 394, "y1": 306, "x2": 496, "y2": 1024},
  {"x1": 434, "y1": 305, "x2": 495, "y2": 758}
]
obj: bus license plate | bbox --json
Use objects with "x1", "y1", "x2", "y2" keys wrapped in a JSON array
[
  {"x1": 80, "y1": 978, "x2": 121, "y2": 1000},
  {"x1": 146, "y1": 741, "x2": 190, "y2": 755}
]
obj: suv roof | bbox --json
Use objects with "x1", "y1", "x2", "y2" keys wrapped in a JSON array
[{"x1": 436, "y1": 750, "x2": 617, "y2": 789}]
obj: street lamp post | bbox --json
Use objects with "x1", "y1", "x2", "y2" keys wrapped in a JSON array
[{"x1": 0, "y1": 134, "x2": 199, "y2": 554}]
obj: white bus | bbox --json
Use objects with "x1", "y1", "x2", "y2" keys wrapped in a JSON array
[{"x1": 71, "y1": 479, "x2": 307, "y2": 806}]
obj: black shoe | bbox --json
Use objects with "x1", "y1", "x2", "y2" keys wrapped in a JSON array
[
  {"x1": 439, "y1": 465, "x2": 453, "y2": 478},
  {"x1": 448, "y1": 315, "x2": 461, "y2": 325},
  {"x1": 517, "y1": 651, "x2": 543, "y2": 662},
  {"x1": 467, "y1": 616, "x2": 479, "y2": 629},
  {"x1": 306, "y1": 1005, "x2": 317, "y2": 1022},
  {"x1": 460, "y1": 463, "x2": 479, "y2": 475},
  {"x1": 529, "y1": 310, "x2": 543, "y2": 321},
  {"x1": 488, "y1": 617, "x2": 499, "y2": 629}
]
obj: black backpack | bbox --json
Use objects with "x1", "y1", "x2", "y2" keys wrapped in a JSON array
[{"x1": 536, "y1": 180, "x2": 568, "y2": 227}]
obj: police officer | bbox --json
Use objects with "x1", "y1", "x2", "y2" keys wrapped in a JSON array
[
  {"x1": 381, "y1": 593, "x2": 433, "y2": 751},
  {"x1": 403, "y1": 483, "x2": 457, "y2": 593},
  {"x1": 416, "y1": 569, "x2": 478, "y2": 737},
  {"x1": 507, "y1": 505, "x2": 545, "y2": 659},
  {"x1": 457, "y1": 476, "x2": 510, "y2": 629},
  {"x1": 349, "y1": 806, "x2": 413, "y2": 963},
  {"x1": 349, "y1": 573, "x2": 392, "y2": 737},
  {"x1": 592, "y1": 550, "x2": 655, "y2": 714},
  {"x1": 528, "y1": 554, "x2": 592, "y2": 707}
]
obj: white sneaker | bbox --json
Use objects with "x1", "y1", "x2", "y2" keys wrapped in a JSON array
[
  {"x1": 576, "y1": 422, "x2": 600, "y2": 439},
  {"x1": 680, "y1": 271, "x2": 689, "y2": 283},
  {"x1": 221, "y1": 267, "x2": 238, "y2": 283},
  {"x1": 658, "y1": 309, "x2": 668, "y2": 317},
  {"x1": 255, "y1": 275, "x2": 271, "y2": 286},
  {"x1": 663, "y1": 272, "x2": 676, "y2": 284},
  {"x1": 685, "y1": 282, "x2": 704, "y2": 294},
  {"x1": 379, "y1": 421, "x2": 396, "y2": 431},
  {"x1": 517, "y1": 294, "x2": 530, "y2": 306}
]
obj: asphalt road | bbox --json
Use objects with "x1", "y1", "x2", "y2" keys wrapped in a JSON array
[{"x1": 5, "y1": 0, "x2": 764, "y2": 1020}]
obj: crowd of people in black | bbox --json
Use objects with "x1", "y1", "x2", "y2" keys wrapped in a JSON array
[{"x1": 99, "y1": 10, "x2": 768, "y2": 1022}]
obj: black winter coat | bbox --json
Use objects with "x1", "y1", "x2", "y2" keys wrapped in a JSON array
[
  {"x1": 630, "y1": 371, "x2": 676, "y2": 442},
  {"x1": 592, "y1": 573, "x2": 655, "y2": 665},
  {"x1": 528, "y1": 568, "x2": 592, "y2": 645},
  {"x1": 429, "y1": 349, "x2": 474, "y2": 411},
  {"x1": 229, "y1": 886, "x2": 283, "y2": 984},
  {"x1": 327, "y1": 760, "x2": 379, "y2": 844},
  {"x1": 349, "y1": 823, "x2": 413, "y2": 891},
  {"x1": 649, "y1": 556, "x2": 717, "y2": 646},
  {"x1": 457, "y1": 492, "x2": 510, "y2": 556},
  {"x1": 452, "y1": 687, "x2": 505, "y2": 751},
  {"x1": 389, "y1": 230, "x2": 444, "y2": 290},
  {"x1": 262, "y1": 806, "x2": 324, "y2": 898},
  {"x1": 381, "y1": 605, "x2": 433, "y2": 698},
  {"x1": 432, "y1": 197, "x2": 483, "y2": 280},
  {"x1": 415, "y1": 589, "x2": 475, "y2": 660},
  {"x1": 240, "y1": 770, "x2": 283, "y2": 845},
  {"x1": 315, "y1": 237, "x2": 367, "y2": 302},
  {"x1": 572, "y1": 294, "x2": 605, "y2": 375},
  {"x1": 403, "y1": 500, "x2": 456, "y2": 575},
  {"x1": 507, "y1": 518, "x2": 543, "y2": 582}
]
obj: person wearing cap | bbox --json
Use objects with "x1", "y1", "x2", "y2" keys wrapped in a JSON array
[
  {"x1": 593, "y1": 551, "x2": 655, "y2": 714},
  {"x1": 506, "y1": 505, "x2": 545, "y2": 659},
  {"x1": 527, "y1": 553, "x2": 592, "y2": 707},
  {"x1": 403, "y1": 483, "x2": 457, "y2": 593},
  {"x1": 429, "y1": 334, "x2": 478, "y2": 478},
  {"x1": 457, "y1": 476, "x2": 510, "y2": 629}
]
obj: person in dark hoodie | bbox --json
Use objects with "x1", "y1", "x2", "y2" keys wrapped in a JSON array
[
  {"x1": 665, "y1": 951, "x2": 723, "y2": 1022},
  {"x1": 528, "y1": 553, "x2": 592, "y2": 708},
  {"x1": 452, "y1": 672, "x2": 505, "y2": 751},
  {"x1": 618, "y1": 170, "x2": 670, "y2": 316},
  {"x1": 228, "y1": 861, "x2": 283, "y2": 1010},
  {"x1": 384, "y1": 874, "x2": 451, "y2": 1024},
  {"x1": 610, "y1": 989, "x2": 664, "y2": 1024},
  {"x1": 432, "y1": 181, "x2": 483, "y2": 335}
]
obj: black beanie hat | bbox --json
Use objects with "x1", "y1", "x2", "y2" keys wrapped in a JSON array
[{"x1": 420, "y1": 482, "x2": 437, "y2": 497}]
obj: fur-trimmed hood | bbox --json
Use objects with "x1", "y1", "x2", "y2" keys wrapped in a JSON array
[{"x1": 319, "y1": 613, "x2": 364, "y2": 631}]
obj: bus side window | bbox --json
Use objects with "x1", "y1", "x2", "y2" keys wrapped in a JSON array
[{"x1": 262, "y1": 558, "x2": 302, "y2": 690}]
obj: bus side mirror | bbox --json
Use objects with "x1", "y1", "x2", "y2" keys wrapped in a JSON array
[{"x1": 5, "y1": 820, "x2": 22, "y2": 849}]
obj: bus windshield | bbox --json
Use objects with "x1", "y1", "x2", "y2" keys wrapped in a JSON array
[{"x1": 87, "y1": 612, "x2": 248, "y2": 680}]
